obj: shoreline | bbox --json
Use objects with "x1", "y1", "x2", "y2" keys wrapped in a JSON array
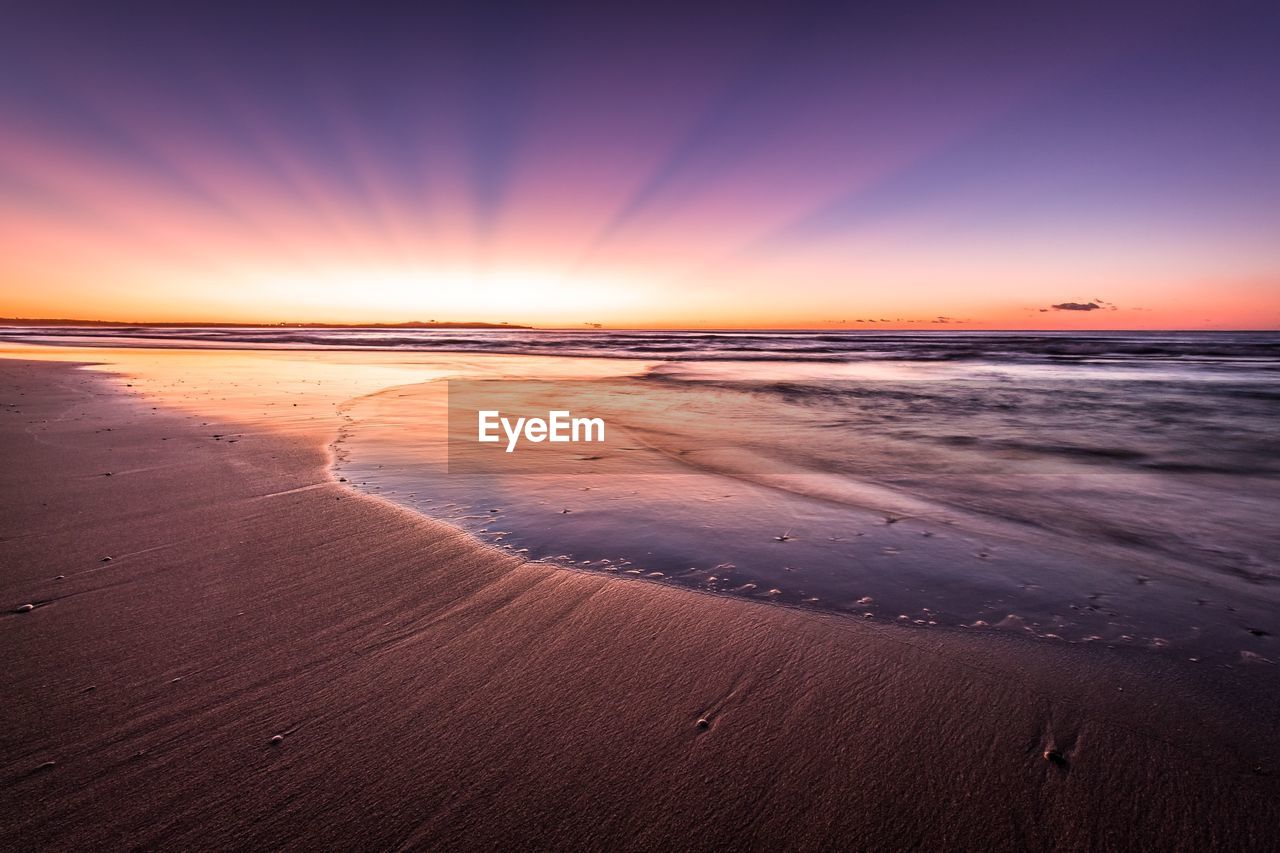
[{"x1": 2, "y1": 354, "x2": 1278, "y2": 849}]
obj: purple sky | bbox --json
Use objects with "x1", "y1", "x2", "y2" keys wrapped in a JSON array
[{"x1": 2, "y1": 1, "x2": 1278, "y2": 327}]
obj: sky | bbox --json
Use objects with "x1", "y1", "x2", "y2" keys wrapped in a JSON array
[{"x1": 2, "y1": 0, "x2": 1278, "y2": 329}]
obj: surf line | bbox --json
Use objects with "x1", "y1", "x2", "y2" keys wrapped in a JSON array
[{"x1": 478, "y1": 410, "x2": 606, "y2": 453}]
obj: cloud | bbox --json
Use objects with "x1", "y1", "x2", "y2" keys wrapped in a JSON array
[{"x1": 1050, "y1": 301, "x2": 1102, "y2": 311}]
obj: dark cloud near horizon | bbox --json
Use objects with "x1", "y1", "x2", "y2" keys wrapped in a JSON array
[{"x1": 1051, "y1": 302, "x2": 1102, "y2": 311}]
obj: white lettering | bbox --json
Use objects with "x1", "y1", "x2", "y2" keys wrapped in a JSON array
[
  {"x1": 478, "y1": 410, "x2": 500, "y2": 442},
  {"x1": 548, "y1": 410, "x2": 570, "y2": 442},
  {"x1": 501, "y1": 416, "x2": 526, "y2": 453},
  {"x1": 478, "y1": 410, "x2": 607, "y2": 452},
  {"x1": 572, "y1": 416, "x2": 605, "y2": 442}
]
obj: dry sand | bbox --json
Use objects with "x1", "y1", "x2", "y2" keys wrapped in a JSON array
[{"x1": 1, "y1": 355, "x2": 1277, "y2": 851}]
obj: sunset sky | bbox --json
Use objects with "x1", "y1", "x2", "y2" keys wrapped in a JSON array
[{"x1": 2, "y1": 1, "x2": 1278, "y2": 329}]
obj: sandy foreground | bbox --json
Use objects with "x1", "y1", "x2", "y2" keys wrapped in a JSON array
[{"x1": 1, "y1": 353, "x2": 1278, "y2": 851}]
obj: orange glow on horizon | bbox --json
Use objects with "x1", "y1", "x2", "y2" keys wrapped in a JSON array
[{"x1": 4, "y1": 155, "x2": 1276, "y2": 330}]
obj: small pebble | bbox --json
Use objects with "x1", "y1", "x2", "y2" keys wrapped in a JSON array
[
  {"x1": 1042, "y1": 749, "x2": 1068, "y2": 767},
  {"x1": 17, "y1": 603, "x2": 35, "y2": 613},
  {"x1": 696, "y1": 718, "x2": 710, "y2": 730},
  {"x1": 270, "y1": 734, "x2": 284, "y2": 745}
]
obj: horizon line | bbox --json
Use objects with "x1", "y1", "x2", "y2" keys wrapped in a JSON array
[{"x1": 1, "y1": 317, "x2": 1276, "y2": 334}]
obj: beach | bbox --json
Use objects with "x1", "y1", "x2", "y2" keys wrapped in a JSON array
[
  {"x1": 6, "y1": 0, "x2": 1280, "y2": 846},
  {"x1": 2, "y1": 349, "x2": 1278, "y2": 850}
]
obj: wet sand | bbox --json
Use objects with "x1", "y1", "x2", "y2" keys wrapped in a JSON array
[{"x1": 2, "y1": 354, "x2": 1278, "y2": 850}]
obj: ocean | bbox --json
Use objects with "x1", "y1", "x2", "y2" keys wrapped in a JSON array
[{"x1": 8, "y1": 326, "x2": 1278, "y2": 667}]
